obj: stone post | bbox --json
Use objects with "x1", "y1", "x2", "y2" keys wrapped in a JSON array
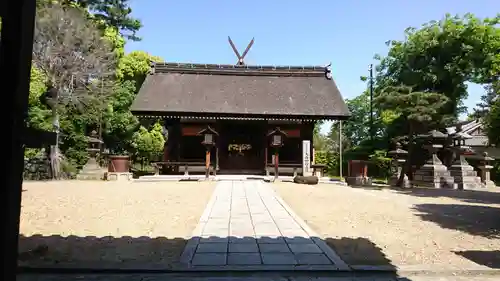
[
  {"x1": 478, "y1": 152, "x2": 496, "y2": 188},
  {"x1": 77, "y1": 130, "x2": 105, "y2": 180},
  {"x1": 388, "y1": 142, "x2": 410, "y2": 187},
  {"x1": 413, "y1": 130, "x2": 455, "y2": 188},
  {"x1": 448, "y1": 130, "x2": 482, "y2": 189}
]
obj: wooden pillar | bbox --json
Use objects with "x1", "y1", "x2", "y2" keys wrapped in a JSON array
[
  {"x1": 274, "y1": 149, "x2": 279, "y2": 180},
  {"x1": 163, "y1": 119, "x2": 169, "y2": 162},
  {"x1": 205, "y1": 147, "x2": 211, "y2": 179},
  {"x1": 264, "y1": 146, "x2": 268, "y2": 175},
  {"x1": 1, "y1": 0, "x2": 37, "y2": 279}
]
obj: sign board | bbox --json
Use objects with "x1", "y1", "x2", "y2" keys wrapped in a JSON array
[{"x1": 302, "y1": 140, "x2": 312, "y2": 176}]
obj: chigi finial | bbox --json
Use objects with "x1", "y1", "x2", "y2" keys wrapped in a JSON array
[
  {"x1": 325, "y1": 63, "x2": 332, "y2": 80},
  {"x1": 149, "y1": 61, "x2": 156, "y2": 75}
]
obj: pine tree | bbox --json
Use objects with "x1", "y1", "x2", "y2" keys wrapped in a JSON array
[{"x1": 376, "y1": 85, "x2": 448, "y2": 187}]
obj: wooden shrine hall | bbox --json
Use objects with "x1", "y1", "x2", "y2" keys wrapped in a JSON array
[
  {"x1": 131, "y1": 38, "x2": 349, "y2": 176},
  {"x1": 131, "y1": 60, "x2": 350, "y2": 176}
]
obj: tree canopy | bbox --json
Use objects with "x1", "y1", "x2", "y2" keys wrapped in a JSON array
[
  {"x1": 320, "y1": 13, "x2": 499, "y2": 183},
  {"x1": 25, "y1": 1, "x2": 163, "y2": 176}
]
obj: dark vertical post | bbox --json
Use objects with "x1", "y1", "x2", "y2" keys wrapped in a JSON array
[
  {"x1": 264, "y1": 146, "x2": 268, "y2": 172},
  {"x1": 1, "y1": 0, "x2": 37, "y2": 280},
  {"x1": 274, "y1": 149, "x2": 279, "y2": 180},
  {"x1": 205, "y1": 148, "x2": 210, "y2": 179},
  {"x1": 369, "y1": 64, "x2": 374, "y2": 143},
  {"x1": 214, "y1": 146, "x2": 218, "y2": 176}
]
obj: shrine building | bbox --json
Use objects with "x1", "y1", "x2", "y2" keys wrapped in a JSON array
[{"x1": 130, "y1": 62, "x2": 350, "y2": 175}]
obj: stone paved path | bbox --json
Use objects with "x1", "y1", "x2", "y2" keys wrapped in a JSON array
[
  {"x1": 179, "y1": 180, "x2": 348, "y2": 270},
  {"x1": 16, "y1": 273, "x2": 500, "y2": 281}
]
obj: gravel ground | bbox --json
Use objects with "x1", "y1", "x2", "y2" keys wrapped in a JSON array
[
  {"x1": 18, "y1": 180, "x2": 215, "y2": 269},
  {"x1": 272, "y1": 182, "x2": 500, "y2": 271}
]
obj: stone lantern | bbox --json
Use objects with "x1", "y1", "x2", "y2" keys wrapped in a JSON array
[
  {"x1": 388, "y1": 142, "x2": 410, "y2": 187},
  {"x1": 77, "y1": 130, "x2": 104, "y2": 180},
  {"x1": 478, "y1": 152, "x2": 496, "y2": 188},
  {"x1": 267, "y1": 127, "x2": 287, "y2": 180},
  {"x1": 197, "y1": 126, "x2": 218, "y2": 179},
  {"x1": 413, "y1": 130, "x2": 455, "y2": 188},
  {"x1": 448, "y1": 130, "x2": 481, "y2": 189}
]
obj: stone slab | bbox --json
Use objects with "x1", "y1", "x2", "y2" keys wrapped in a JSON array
[
  {"x1": 259, "y1": 243, "x2": 291, "y2": 253},
  {"x1": 196, "y1": 243, "x2": 228, "y2": 253},
  {"x1": 228, "y1": 243, "x2": 259, "y2": 253},
  {"x1": 261, "y1": 253, "x2": 297, "y2": 265},
  {"x1": 191, "y1": 253, "x2": 227, "y2": 266},
  {"x1": 295, "y1": 253, "x2": 333, "y2": 265},
  {"x1": 227, "y1": 253, "x2": 262, "y2": 265},
  {"x1": 289, "y1": 243, "x2": 323, "y2": 254}
]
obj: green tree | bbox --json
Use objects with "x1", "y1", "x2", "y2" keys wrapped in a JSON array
[
  {"x1": 57, "y1": 0, "x2": 142, "y2": 41},
  {"x1": 116, "y1": 50, "x2": 163, "y2": 88},
  {"x1": 340, "y1": 92, "x2": 371, "y2": 147},
  {"x1": 485, "y1": 97, "x2": 500, "y2": 146},
  {"x1": 376, "y1": 14, "x2": 499, "y2": 122},
  {"x1": 102, "y1": 51, "x2": 163, "y2": 154},
  {"x1": 102, "y1": 80, "x2": 139, "y2": 154},
  {"x1": 131, "y1": 122, "x2": 166, "y2": 167},
  {"x1": 472, "y1": 84, "x2": 499, "y2": 118},
  {"x1": 376, "y1": 85, "x2": 448, "y2": 186}
]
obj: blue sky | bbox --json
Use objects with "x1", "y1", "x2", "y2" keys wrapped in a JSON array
[{"x1": 126, "y1": 0, "x2": 498, "y2": 133}]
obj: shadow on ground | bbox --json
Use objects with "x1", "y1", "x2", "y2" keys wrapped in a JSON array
[
  {"x1": 394, "y1": 187, "x2": 500, "y2": 205},
  {"x1": 412, "y1": 203, "x2": 500, "y2": 238},
  {"x1": 455, "y1": 250, "x2": 500, "y2": 269},
  {"x1": 17, "y1": 234, "x2": 413, "y2": 279}
]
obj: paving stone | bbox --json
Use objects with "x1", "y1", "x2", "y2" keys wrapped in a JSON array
[
  {"x1": 261, "y1": 253, "x2": 297, "y2": 265},
  {"x1": 231, "y1": 216, "x2": 253, "y2": 221},
  {"x1": 257, "y1": 236, "x2": 286, "y2": 244},
  {"x1": 227, "y1": 253, "x2": 262, "y2": 265},
  {"x1": 251, "y1": 215, "x2": 274, "y2": 222},
  {"x1": 294, "y1": 253, "x2": 332, "y2": 265},
  {"x1": 229, "y1": 236, "x2": 256, "y2": 243},
  {"x1": 196, "y1": 242, "x2": 228, "y2": 253},
  {"x1": 191, "y1": 253, "x2": 227, "y2": 265},
  {"x1": 255, "y1": 232, "x2": 282, "y2": 238},
  {"x1": 228, "y1": 243, "x2": 259, "y2": 253},
  {"x1": 229, "y1": 227, "x2": 255, "y2": 236},
  {"x1": 279, "y1": 228, "x2": 309, "y2": 237},
  {"x1": 203, "y1": 225, "x2": 230, "y2": 232},
  {"x1": 289, "y1": 243, "x2": 323, "y2": 253},
  {"x1": 259, "y1": 243, "x2": 291, "y2": 253},
  {"x1": 229, "y1": 221, "x2": 253, "y2": 226},
  {"x1": 202, "y1": 230, "x2": 229, "y2": 236},
  {"x1": 284, "y1": 237, "x2": 314, "y2": 244},
  {"x1": 199, "y1": 236, "x2": 229, "y2": 243},
  {"x1": 254, "y1": 225, "x2": 281, "y2": 233},
  {"x1": 204, "y1": 218, "x2": 230, "y2": 225}
]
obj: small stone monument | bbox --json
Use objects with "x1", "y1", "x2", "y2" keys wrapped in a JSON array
[
  {"x1": 76, "y1": 130, "x2": 105, "y2": 180},
  {"x1": 478, "y1": 152, "x2": 496, "y2": 188},
  {"x1": 413, "y1": 130, "x2": 455, "y2": 188},
  {"x1": 448, "y1": 129, "x2": 482, "y2": 189},
  {"x1": 388, "y1": 142, "x2": 410, "y2": 187}
]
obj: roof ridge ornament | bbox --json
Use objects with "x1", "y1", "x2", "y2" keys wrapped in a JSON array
[
  {"x1": 325, "y1": 63, "x2": 332, "y2": 80},
  {"x1": 149, "y1": 61, "x2": 156, "y2": 75},
  {"x1": 228, "y1": 36, "x2": 254, "y2": 66}
]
